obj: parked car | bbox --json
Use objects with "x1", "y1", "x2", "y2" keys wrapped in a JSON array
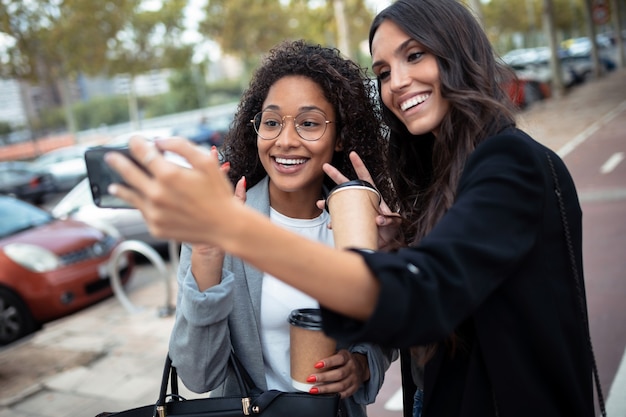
[
  {"x1": 29, "y1": 145, "x2": 89, "y2": 192},
  {"x1": 502, "y1": 77, "x2": 550, "y2": 109},
  {"x1": 0, "y1": 195, "x2": 134, "y2": 345},
  {"x1": 51, "y1": 177, "x2": 168, "y2": 249},
  {"x1": 502, "y1": 45, "x2": 615, "y2": 90},
  {"x1": 172, "y1": 115, "x2": 232, "y2": 148},
  {"x1": 0, "y1": 161, "x2": 57, "y2": 205},
  {"x1": 502, "y1": 46, "x2": 592, "y2": 88}
]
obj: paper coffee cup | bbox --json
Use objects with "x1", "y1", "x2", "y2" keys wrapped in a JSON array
[
  {"x1": 325, "y1": 179, "x2": 381, "y2": 250},
  {"x1": 288, "y1": 308, "x2": 337, "y2": 391}
]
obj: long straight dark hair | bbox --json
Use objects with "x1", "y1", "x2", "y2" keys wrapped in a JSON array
[{"x1": 369, "y1": 0, "x2": 517, "y2": 244}]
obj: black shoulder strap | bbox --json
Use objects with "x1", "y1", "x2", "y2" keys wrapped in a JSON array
[
  {"x1": 546, "y1": 152, "x2": 606, "y2": 417},
  {"x1": 400, "y1": 349, "x2": 416, "y2": 417}
]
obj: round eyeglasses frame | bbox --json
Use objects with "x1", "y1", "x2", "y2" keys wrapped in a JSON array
[{"x1": 250, "y1": 110, "x2": 333, "y2": 141}]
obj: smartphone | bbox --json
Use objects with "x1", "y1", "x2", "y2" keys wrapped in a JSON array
[{"x1": 84, "y1": 146, "x2": 145, "y2": 208}]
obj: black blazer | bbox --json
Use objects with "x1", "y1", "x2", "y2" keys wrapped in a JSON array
[{"x1": 322, "y1": 128, "x2": 595, "y2": 416}]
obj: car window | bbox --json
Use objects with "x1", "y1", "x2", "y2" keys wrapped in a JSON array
[{"x1": 0, "y1": 197, "x2": 53, "y2": 238}]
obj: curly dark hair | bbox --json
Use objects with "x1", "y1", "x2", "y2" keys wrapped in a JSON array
[
  {"x1": 369, "y1": 0, "x2": 517, "y2": 243},
  {"x1": 221, "y1": 39, "x2": 396, "y2": 209}
]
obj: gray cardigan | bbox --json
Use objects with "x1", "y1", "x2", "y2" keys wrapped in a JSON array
[{"x1": 169, "y1": 177, "x2": 397, "y2": 417}]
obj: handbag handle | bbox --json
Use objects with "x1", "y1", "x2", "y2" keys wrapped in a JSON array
[
  {"x1": 156, "y1": 351, "x2": 252, "y2": 406},
  {"x1": 546, "y1": 152, "x2": 606, "y2": 417}
]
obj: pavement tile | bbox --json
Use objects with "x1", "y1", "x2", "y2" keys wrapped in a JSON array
[
  {"x1": 44, "y1": 367, "x2": 94, "y2": 392},
  {"x1": 12, "y1": 390, "x2": 137, "y2": 417}
]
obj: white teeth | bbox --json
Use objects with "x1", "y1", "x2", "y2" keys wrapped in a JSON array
[
  {"x1": 400, "y1": 93, "x2": 430, "y2": 111},
  {"x1": 275, "y1": 157, "x2": 306, "y2": 165}
]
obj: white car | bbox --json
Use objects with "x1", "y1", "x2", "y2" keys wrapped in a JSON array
[
  {"x1": 51, "y1": 177, "x2": 169, "y2": 249},
  {"x1": 30, "y1": 145, "x2": 89, "y2": 192}
]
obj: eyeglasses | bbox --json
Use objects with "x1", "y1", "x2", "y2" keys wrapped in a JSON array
[{"x1": 251, "y1": 110, "x2": 333, "y2": 141}]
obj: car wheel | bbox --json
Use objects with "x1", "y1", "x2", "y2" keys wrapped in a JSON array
[{"x1": 0, "y1": 288, "x2": 37, "y2": 345}]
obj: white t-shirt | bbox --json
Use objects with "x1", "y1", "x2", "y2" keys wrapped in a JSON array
[{"x1": 260, "y1": 207, "x2": 334, "y2": 390}]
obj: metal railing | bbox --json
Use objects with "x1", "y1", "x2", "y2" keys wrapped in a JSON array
[{"x1": 107, "y1": 239, "x2": 178, "y2": 317}]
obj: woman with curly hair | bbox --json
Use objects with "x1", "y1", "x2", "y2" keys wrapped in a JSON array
[{"x1": 167, "y1": 40, "x2": 398, "y2": 417}]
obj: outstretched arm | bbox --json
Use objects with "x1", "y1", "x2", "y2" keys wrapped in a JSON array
[{"x1": 105, "y1": 135, "x2": 381, "y2": 321}]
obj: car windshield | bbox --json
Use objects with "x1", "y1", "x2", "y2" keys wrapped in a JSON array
[
  {"x1": 51, "y1": 178, "x2": 92, "y2": 216},
  {"x1": 0, "y1": 196, "x2": 54, "y2": 238}
]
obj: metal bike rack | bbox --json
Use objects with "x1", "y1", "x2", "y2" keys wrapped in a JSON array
[{"x1": 107, "y1": 239, "x2": 177, "y2": 317}]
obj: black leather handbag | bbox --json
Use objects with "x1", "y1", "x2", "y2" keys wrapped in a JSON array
[{"x1": 96, "y1": 352, "x2": 340, "y2": 417}]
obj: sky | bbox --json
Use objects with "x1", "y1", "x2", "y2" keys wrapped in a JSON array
[{"x1": 367, "y1": 0, "x2": 392, "y2": 13}]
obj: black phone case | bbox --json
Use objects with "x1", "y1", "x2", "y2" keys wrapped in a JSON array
[{"x1": 84, "y1": 147, "x2": 136, "y2": 208}]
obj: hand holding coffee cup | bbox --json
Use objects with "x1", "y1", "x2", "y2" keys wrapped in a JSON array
[
  {"x1": 289, "y1": 308, "x2": 337, "y2": 391},
  {"x1": 325, "y1": 179, "x2": 382, "y2": 250}
]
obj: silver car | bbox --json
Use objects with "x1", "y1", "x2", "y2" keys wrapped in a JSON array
[{"x1": 30, "y1": 145, "x2": 89, "y2": 192}]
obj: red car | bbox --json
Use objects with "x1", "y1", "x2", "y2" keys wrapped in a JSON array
[
  {"x1": 503, "y1": 77, "x2": 551, "y2": 109},
  {"x1": 0, "y1": 195, "x2": 134, "y2": 345}
]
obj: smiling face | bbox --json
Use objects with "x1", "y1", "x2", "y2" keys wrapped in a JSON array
[
  {"x1": 371, "y1": 19, "x2": 450, "y2": 137},
  {"x1": 257, "y1": 75, "x2": 339, "y2": 217}
]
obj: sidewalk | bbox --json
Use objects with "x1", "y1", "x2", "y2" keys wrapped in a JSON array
[
  {"x1": 516, "y1": 68, "x2": 626, "y2": 154},
  {"x1": 0, "y1": 68, "x2": 625, "y2": 417},
  {"x1": 0, "y1": 264, "x2": 198, "y2": 417}
]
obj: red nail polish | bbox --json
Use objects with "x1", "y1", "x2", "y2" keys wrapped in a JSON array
[
  {"x1": 306, "y1": 375, "x2": 317, "y2": 383},
  {"x1": 309, "y1": 387, "x2": 319, "y2": 394},
  {"x1": 314, "y1": 361, "x2": 325, "y2": 369},
  {"x1": 221, "y1": 161, "x2": 230, "y2": 168}
]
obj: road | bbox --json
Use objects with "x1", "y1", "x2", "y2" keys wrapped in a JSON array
[{"x1": 571, "y1": 108, "x2": 626, "y2": 415}]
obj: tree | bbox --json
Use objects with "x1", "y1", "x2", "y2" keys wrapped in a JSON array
[
  {"x1": 199, "y1": 0, "x2": 374, "y2": 77},
  {"x1": 610, "y1": 0, "x2": 625, "y2": 68},
  {"x1": 482, "y1": 0, "x2": 588, "y2": 49},
  {"x1": 106, "y1": 0, "x2": 193, "y2": 129},
  {"x1": 542, "y1": 0, "x2": 565, "y2": 97},
  {"x1": 0, "y1": 0, "x2": 132, "y2": 137}
]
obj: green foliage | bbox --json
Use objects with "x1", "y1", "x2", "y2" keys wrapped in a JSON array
[
  {"x1": 0, "y1": 0, "x2": 194, "y2": 134},
  {"x1": 205, "y1": 79, "x2": 244, "y2": 106},
  {"x1": 106, "y1": 0, "x2": 193, "y2": 77},
  {"x1": 167, "y1": 68, "x2": 202, "y2": 111},
  {"x1": 199, "y1": 0, "x2": 375, "y2": 69},
  {"x1": 483, "y1": 0, "x2": 589, "y2": 51},
  {"x1": 0, "y1": 0, "x2": 133, "y2": 82},
  {"x1": 32, "y1": 78, "x2": 242, "y2": 132},
  {"x1": 0, "y1": 122, "x2": 12, "y2": 135},
  {"x1": 36, "y1": 106, "x2": 66, "y2": 132},
  {"x1": 72, "y1": 96, "x2": 130, "y2": 130},
  {"x1": 142, "y1": 93, "x2": 181, "y2": 118}
]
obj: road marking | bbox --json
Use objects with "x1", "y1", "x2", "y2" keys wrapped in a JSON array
[
  {"x1": 606, "y1": 345, "x2": 626, "y2": 417},
  {"x1": 558, "y1": 100, "x2": 626, "y2": 159},
  {"x1": 384, "y1": 387, "x2": 404, "y2": 411},
  {"x1": 600, "y1": 152, "x2": 624, "y2": 174},
  {"x1": 578, "y1": 187, "x2": 626, "y2": 202}
]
